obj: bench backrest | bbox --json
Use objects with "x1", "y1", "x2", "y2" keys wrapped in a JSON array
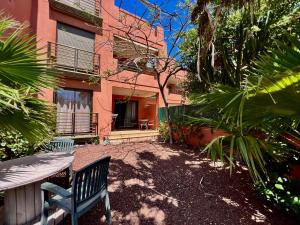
[
  {"x1": 72, "y1": 156, "x2": 111, "y2": 209},
  {"x1": 46, "y1": 139, "x2": 74, "y2": 153}
]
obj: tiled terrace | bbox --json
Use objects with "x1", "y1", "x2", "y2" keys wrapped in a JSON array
[{"x1": 68, "y1": 142, "x2": 297, "y2": 225}]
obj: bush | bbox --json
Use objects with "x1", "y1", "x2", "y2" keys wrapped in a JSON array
[
  {"x1": 158, "y1": 122, "x2": 170, "y2": 142},
  {"x1": 257, "y1": 175, "x2": 300, "y2": 220},
  {"x1": 0, "y1": 130, "x2": 37, "y2": 161},
  {"x1": 256, "y1": 150, "x2": 300, "y2": 220}
]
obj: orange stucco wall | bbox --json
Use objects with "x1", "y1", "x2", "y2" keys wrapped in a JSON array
[{"x1": 0, "y1": 0, "x2": 186, "y2": 138}]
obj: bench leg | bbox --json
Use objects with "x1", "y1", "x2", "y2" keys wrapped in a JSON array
[
  {"x1": 71, "y1": 214, "x2": 78, "y2": 225},
  {"x1": 104, "y1": 193, "x2": 112, "y2": 224}
]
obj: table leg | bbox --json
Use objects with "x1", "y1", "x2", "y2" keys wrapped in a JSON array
[{"x1": 4, "y1": 181, "x2": 42, "y2": 225}]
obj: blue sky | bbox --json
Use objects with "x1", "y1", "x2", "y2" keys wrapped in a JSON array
[
  {"x1": 114, "y1": 0, "x2": 186, "y2": 56},
  {"x1": 114, "y1": 0, "x2": 179, "y2": 18}
]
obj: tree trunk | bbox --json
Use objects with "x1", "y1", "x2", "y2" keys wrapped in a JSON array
[
  {"x1": 196, "y1": 37, "x2": 202, "y2": 83},
  {"x1": 158, "y1": 84, "x2": 173, "y2": 144}
]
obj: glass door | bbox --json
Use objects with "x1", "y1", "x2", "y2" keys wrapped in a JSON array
[
  {"x1": 56, "y1": 89, "x2": 92, "y2": 135},
  {"x1": 74, "y1": 91, "x2": 92, "y2": 133},
  {"x1": 114, "y1": 100, "x2": 138, "y2": 129}
]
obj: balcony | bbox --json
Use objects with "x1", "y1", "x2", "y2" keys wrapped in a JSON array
[
  {"x1": 49, "y1": 0, "x2": 102, "y2": 26},
  {"x1": 47, "y1": 42, "x2": 100, "y2": 79},
  {"x1": 56, "y1": 112, "x2": 99, "y2": 136},
  {"x1": 168, "y1": 85, "x2": 184, "y2": 95},
  {"x1": 117, "y1": 59, "x2": 156, "y2": 75}
]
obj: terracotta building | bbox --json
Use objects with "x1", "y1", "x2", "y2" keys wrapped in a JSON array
[{"x1": 0, "y1": 0, "x2": 186, "y2": 142}]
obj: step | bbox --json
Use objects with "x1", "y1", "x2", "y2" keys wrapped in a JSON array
[
  {"x1": 108, "y1": 130, "x2": 159, "y2": 140},
  {"x1": 109, "y1": 130, "x2": 159, "y2": 136}
]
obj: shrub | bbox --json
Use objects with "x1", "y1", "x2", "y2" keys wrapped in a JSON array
[
  {"x1": 0, "y1": 130, "x2": 37, "y2": 161},
  {"x1": 158, "y1": 122, "x2": 170, "y2": 142},
  {"x1": 256, "y1": 150, "x2": 300, "y2": 220},
  {"x1": 257, "y1": 175, "x2": 300, "y2": 220}
]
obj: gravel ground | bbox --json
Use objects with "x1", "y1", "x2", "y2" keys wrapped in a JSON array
[{"x1": 64, "y1": 142, "x2": 297, "y2": 225}]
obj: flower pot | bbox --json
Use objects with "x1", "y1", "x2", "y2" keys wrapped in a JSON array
[{"x1": 290, "y1": 164, "x2": 300, "y2": 180}]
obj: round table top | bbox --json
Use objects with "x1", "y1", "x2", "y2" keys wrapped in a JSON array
[{"x1": 0, "y1": 152, "x2": 74, "y2": 191}]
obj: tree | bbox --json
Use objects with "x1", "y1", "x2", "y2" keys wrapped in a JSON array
[
  {"x1": 181, "y1": 0, "x2": 300, "y2": 92},
  {"x1": 99, "y1": 1, "x2": 191, "y2": 144},
  {"x1": 190, "y1": 39, "x2": 300, "y2": 182},
  {"x1": 0, "y1": 14, "x2": 57, "y2": 158}
]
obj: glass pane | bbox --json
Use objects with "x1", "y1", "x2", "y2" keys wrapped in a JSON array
[
  {"x1": 56, "y1": 89, "x2": 92, "y2": 134},
  {"x1": 56, "y1": 89, "x2": 75, "y2": 134},
  {"x1": 75, "y1": 91, "x2": 92, "y2": 133}
]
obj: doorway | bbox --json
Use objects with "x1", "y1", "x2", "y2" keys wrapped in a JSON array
[{"x1": 114, "y1": 100, "x2": 138, "y2": 129}]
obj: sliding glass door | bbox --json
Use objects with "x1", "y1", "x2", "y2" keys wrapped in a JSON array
[{"x1": 114, "y1": 100, "x2": 138, "y2": 129}]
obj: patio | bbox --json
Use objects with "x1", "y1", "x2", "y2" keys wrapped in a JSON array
[{"x1": 65, "y1": 142, "x2": 297, "y2": 225}]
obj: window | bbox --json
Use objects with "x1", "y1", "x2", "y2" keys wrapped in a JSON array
[
  {"x1": 56, "y1": 23, "x2": 96, "y2": 72},
  {"x1": 55, "y1": 89, "x2": 93, "y2": 134}
]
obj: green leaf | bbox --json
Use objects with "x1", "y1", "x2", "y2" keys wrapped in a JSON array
[
  {"x1": 275, "y1": 184, "x2": 284, "y2": 190},
  {"x1": 277, "y1": 177, "x2": 284, "y2": 183}
]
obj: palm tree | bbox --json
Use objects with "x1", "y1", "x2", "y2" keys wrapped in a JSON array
[
  {"x1": 0, "y1": 14, "x2": 57, "y2": 147},
  {"x1": 190, "y1": 39, "x2": 300, "y2": 182}
]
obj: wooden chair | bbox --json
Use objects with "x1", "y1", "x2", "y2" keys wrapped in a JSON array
[
  {"x1": 40, "y1": 156, "x2": 112, "y2": 225},
  {"x1": 147, "y1": 120, "x2": 155, "y2": 129},
  {"x1": 139, "y1": 120, "x2": 149, "y2": 130},
  {"x1": 45, "y1": 138, "x2": 75, "y2": 186},
  {"x1": 45, "y1": 138, "x2": 75, "y2": 153}
]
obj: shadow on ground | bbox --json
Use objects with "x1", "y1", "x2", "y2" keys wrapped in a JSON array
[{"x1": 65, "y1": 142, "x2": 297, "y2": 225}]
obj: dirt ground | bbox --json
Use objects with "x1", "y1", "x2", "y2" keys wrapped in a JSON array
[{"x1": 64, "y1": 142, "x2": 297, "y2": 225}]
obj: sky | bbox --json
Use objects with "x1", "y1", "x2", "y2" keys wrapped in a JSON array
[{"x1": 114, "y1": 0, "x2": 188, "y2": 57}]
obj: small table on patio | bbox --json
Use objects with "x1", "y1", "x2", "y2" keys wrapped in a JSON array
[
  {"x1": 139, "y1": 119, "x2": 149, "y2": 130},
  {"x1": 0, "y1": 152, "x2": 74, "y2": 225}
]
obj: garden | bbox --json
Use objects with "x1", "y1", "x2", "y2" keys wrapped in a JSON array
[{"x1": 1, "y1": 0, "x2": 300, "y2": 224}]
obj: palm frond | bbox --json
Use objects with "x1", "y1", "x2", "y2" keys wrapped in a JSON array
[
  {"x1": 189, "y1": 39, "x2": 300, "y2": 182},
  {"x1": 0, "y1": 15, "x2": 57, "y2": 144}
]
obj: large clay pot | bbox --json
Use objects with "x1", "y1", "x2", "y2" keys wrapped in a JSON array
[
  {"x1": 172, "y1": 124, "x2": 228, "y2": 149},
  {"x1": 290, "y1": 164, "x2": 300, "y2": 180}
]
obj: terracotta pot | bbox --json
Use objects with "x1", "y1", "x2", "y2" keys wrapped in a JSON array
[
  {"x1": 186, "y1": 133, "x2": 202, "y2": 149},
  {"x1": 175, "y1": 125, "x2": 228, "y2": 149},
  {"x1": 196, "y1": 127, "x2": 227, "y2": 145},
  {"x1": 281, "y1": 133, "x2": 300, "y2": 149},
  {"x1": 172, "y1": 131, "x2": 181, "y2": 142}
]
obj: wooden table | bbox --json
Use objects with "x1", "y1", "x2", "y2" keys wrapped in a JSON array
[{"x1": 0, "y1": 152, "x2": 74, "y2": 225}]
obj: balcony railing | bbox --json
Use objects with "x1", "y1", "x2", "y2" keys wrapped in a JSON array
[
  {"x1": 56, "y1": 112, "x2": 99, "y2": 136},
  {"x1": 118, "y1": 60, "x2": 156, "y2": 75},
  {"x1": 48, "y1": 42, "x2": 100, "y2": 76},
  {"x1": 168, "y1": 86, "x2": 184, "y2": 95},
  {"x1": 49, "y1": 0, "x2": 102, "y2": 25}
]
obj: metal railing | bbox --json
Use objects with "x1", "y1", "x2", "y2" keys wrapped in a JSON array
[
  {"x1": 168, "y1": 87, "x2": 184, "y2": 95},
  {"x1": 118, "y1": 60, "x2": 156, "y2": 75},
  {"x1": 48, "y1": 42, "x2": 100, "y2": 76},
  {"x1": 50, "y1": 0, "x2": 101, "y2": 17},
  {"x1": 56, "y1": 112, "x2": 99, "y2": 136}
]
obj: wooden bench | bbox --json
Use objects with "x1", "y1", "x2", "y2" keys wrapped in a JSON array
[{"x1": 40, "y1": 156, "x2": 112, "y2": 225}]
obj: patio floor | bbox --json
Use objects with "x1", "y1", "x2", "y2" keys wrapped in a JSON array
[{"x1": 67, "y1": 142, "x2": 297, "y2": 225}]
